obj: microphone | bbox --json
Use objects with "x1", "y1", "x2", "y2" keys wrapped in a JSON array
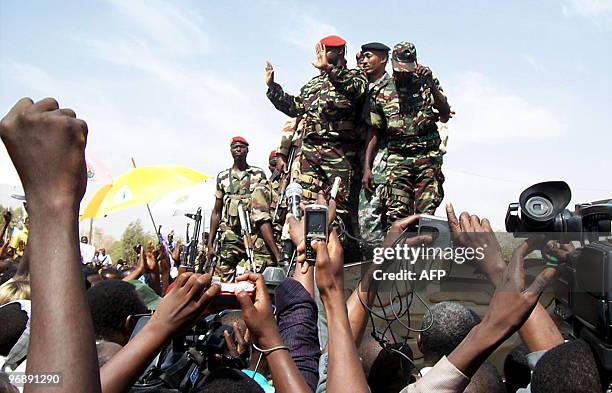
[{"x1": 286, "y1": 182, "x2": 303, "y2": 219}]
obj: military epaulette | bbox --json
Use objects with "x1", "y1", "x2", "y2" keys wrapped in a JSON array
[
  {"x1": 217, "y1": 168, "x2": 231, "y2": 182},
  {"x1": 247, "y1": 166, "x2": 267, "y2": 179}
]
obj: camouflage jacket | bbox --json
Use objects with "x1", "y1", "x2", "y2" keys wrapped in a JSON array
[
  {"x1": 215, "y1": 165, "x2": 269, "y2": 231},
  {"x1": 365, "y1": 73, "x2": 446, "y2": 154},
  {"x1": 267, "y1": 66, "x2": 368, "y2": 146}
]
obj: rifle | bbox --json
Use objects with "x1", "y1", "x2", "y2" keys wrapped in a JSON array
[
  {"x1": 272, "y1": 147, "x2": 296, "y2": 223},
  {"x1": 179, "y1": 207, "x2": 202, "y2": 274},
  {"x1": 237, "y1": 202, "x2": 256, "y2": 272},
  {"x1": 272, "y1": 116, "x2": 302, "y2": 223}
]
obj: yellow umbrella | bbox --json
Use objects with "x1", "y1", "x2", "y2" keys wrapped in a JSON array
[{"x1": 82, "y1": 165, "x2": 208, "y2": 219}]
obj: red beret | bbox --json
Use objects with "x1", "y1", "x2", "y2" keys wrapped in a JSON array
[
  {"x1": 269, "y1": 150, "x2": 277, "y2": 161},
  {"x1": 320, "y1": 35, "x2": 346, "y2": 47},
  {"x1": 230, "y1": 136, "x2": 249, "y2": 146}
]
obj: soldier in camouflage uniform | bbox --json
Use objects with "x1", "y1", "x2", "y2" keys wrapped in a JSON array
[
  {"x1": 364, "y1": 42, "x2": 451, "y2": 226},
  {"x1": 357, "y1": 42, "x2": 392, "y2": 250},
  {"x1": 207, "y1": 137, "x2": 281, "y2": 282},
  {"x1": 265, "y1": 35, "x2": 367, "y2": 222}
]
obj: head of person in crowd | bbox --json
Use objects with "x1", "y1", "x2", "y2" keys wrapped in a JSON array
[
  {"x1": 86, "y1": 280, "x2": 148, "y2": 346},
  {"x1": 504, "y1": 344, "x2": 532, "y2": 392},
  {"x1": 359, "y1": 335, "x2": 413, "y2": 393},
  {"x1": 167, "y1": 230, "x2": 174, "y2": 243},
  {"x1": 356, "y1": 50, "x2": 365, "y2": 69},
  {"x1": 96, "y1": 339, "x2": 123, "y2": 368},
  {"x1": 268, "y1": 150, "x2": 277, "y2": 173},
  {"x1": 0, "y1": 301, "x2": 30, "y2": 371},
  {"x1": 83, "y1": 266, "x2": 103, "y2": 288},
  {"x1": 199, "y1": 368, "x2": 265, "y2": 393},
  {"x1": 80, "y1": 235, "x2": 89, "y2": 244},
  {"x1": 319, "y1": 35, "x2": 347, "y2": 67},
  {"x1": 230, "y1": 136, "x2": 249, "y2": 165},
  {"x1": 100, "y1": 248, "x2": 107, "y2": 257},
  {"x1": 392, "y1": 41, "x2": 420, "y2": 85},
  {"x1": 531, "y1": 339, "x2": 603, "y2": 393},
  {"x1": 463, "y1": 361, "x2": 505, "y2": 393},
  {"x1": 417, "y1": 301, "x2": 481, "y2": 365},
  {"x1": 360, "y1": 42, "x2": 390, "y2": 81},
  {"x1": 99, "y1": 267, "x2": 123, "y2": 281},
  {"x1": 0, "y1": 279, "x2": 30, "y2": 306}
]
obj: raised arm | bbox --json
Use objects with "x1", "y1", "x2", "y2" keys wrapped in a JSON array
[
  {"x1": 314, "y1": 230, "x2": 369, "y2": 393},
  {"x1": 265, "y1": 61, "x2": 305, "y2": 118},
  {"x1": 1, "y1": 97, "x2": 101, "y2": 392},
  {"x1": 445, "y1": 203, "x2": 564, "y2": 353},
  {"x1": 236, "y1": 273, "x2": 311, "y2": 393}
]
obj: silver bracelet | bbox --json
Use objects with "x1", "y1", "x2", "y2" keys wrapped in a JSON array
[{"x1": 252, "y1": 343, "x2": 289, "y2": 355}]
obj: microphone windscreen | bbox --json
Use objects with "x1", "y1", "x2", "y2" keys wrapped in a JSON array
[{"x1": 286, "y1": 182, "x2": 303, "y2": 199}]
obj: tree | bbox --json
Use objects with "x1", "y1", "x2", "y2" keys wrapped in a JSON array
[
  {"x1": 0, "y1": 203, "x2": 26, "y2": 242},
  {"x1": 109, "y1": 220, "x2": 155, "y2": 265}
]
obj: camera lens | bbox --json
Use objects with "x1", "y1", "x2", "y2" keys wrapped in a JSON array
[{"x1": 524, "y1": 195, "x2": 554, "y2": 220}]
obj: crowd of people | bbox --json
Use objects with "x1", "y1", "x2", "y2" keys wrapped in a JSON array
[{"x1": 0, "y1": 34, "x2": 608, "y2": 393}]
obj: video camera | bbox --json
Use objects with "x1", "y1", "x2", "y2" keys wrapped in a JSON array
[{"x1": 505, "y1": 181, "x2": 612, "y2": 375}]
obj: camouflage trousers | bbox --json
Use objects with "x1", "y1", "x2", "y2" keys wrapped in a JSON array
[
  {"x1": 358, "y1": 147, "x2": 389, "y2": 249},
  {"x1": 216, "y1": 229, "x2": 270, "y2": 282},
  {"x1": 298, "y1": 141, "x2": 356, "y2": 216},
  {"x1": 383, "y1": 150, "x2": 445, "y2": 225}
]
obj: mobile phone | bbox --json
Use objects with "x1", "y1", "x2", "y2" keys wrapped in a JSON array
[
  {"x1": 418, "y1": 214, "x2": 451, "y2": 249},
  {"x1": 304, "y1": 204, "x2": 329, "y2": 263}
]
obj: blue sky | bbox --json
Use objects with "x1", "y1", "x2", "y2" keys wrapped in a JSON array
[{"x1": 1, "y1": 0, "x2": 611, "y2": 238}]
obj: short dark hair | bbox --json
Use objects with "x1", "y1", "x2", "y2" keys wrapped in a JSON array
[
  {"x1": 99, "y1": 267, "x2": 123, "y2": 280},
  {"x1": 420, "y1": 302, "x2": 481, "y2": 362},
  {"x1": 504, "y1": 344, "x2": 532, "y2": 392},
  {"x1": 86, "y1": 280, "x2": 147, "y2": 342},
  {"x1": 531, "y1": 339, "x2": 602, "y2": 393},
  {"x1": 198, "y1": 368, "x2": 264, "y2": 393},
  {"x1": 464, "y1": 361, "x2": 504, "y2": 393},
  {"x1": 359, "y1": 337, "x2": 414, "y2": 393}
]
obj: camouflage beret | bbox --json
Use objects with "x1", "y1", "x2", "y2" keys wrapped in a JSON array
[{"x1": 392, "y1": 41, "x2": 418, "y2": 72}]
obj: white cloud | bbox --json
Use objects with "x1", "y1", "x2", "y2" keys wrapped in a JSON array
[
  {"x1": 284, "y1": 14, "x2": 338, "y2": 51},
  {"x1": 446, "y1": 72, "x2": 568, "y2": 147},
  {"x1": 561, "y1": 0, "x2": 612, "y2": 24},
  {"x1": 522, "y1": 54, "x2": 545, "y2": 73},
  {"x1": 104, "y1": 0, "x2": 210, "y2": 55}
]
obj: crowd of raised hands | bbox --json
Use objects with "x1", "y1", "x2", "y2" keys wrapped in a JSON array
[{"x1": 0, "y1": 97, "x2": 604, "y2": 393}]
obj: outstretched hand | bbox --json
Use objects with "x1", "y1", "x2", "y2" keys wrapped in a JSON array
[
  {"x1": 150, "y1": 272, "x2": 219, "y2": 337},
  {"x1": 265, "y1": 61, "x2": 275, "y2": 87},
  {"x1": 312, "y1": 42, "x2": 331, "y2": 71},
  {"x1": 483, "y1": 241, "x2": 557, "y2": 335},
  {"x1": 235, "y1": 273, "x2": 282, "y2": 348},
  {"x1": 446, "y1": 203, "x2": 506, "y2": 286}
]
